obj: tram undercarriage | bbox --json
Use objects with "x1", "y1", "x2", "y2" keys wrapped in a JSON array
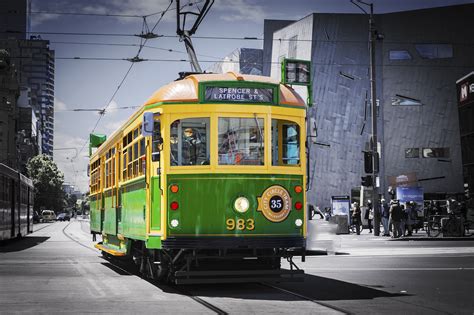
[{"x1": 101, "y1": 239, "x2": 305, "y2": 285}]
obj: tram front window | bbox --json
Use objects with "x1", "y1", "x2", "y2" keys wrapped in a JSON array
[
  {"x1": 218, "y1": 117, "x2": 264, "y2": 165},
  {"x1": 170, "y1": 118, "x2": 210, "y2": 166},
  {"x1": 272, "y1": 119, "x2": 300, "y2": 166}
]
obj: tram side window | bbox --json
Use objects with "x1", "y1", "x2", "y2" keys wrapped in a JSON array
[
  {"x1": 218, "y1": 117, "x2": 264, "y2": 165},
  {"x1": 271, "y1": 119, "x2": 300, "y2": 166},
  {"x1": 170, "y1": 118, "x2": 210, "y2": 166}
]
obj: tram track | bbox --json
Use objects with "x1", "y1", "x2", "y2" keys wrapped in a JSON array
[
  {"x1": 61, "y1": 221, "x2": 228, "y2": 314},
  {"x1": 260, "y1": 282, "x2": 351, "y2": 314},
  {"x1": 60, "y1": 221, "x2": 343, "y2": 314},
  {"x1": 32, "y1": 222, "x2": 54, "y2": 233},
  {"x1": 61, "y1": 221, "x2": 99, "y2": 253}
]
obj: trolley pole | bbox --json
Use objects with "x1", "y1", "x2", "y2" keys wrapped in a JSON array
[{"x1": 368, "y1": 3, "x2": 380, "y2": 236}]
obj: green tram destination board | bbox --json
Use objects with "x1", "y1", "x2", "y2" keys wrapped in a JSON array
[{"x1": 204, "y1": 86, "x2": 274, "y2": 103}]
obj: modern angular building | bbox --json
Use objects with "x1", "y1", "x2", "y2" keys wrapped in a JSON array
[
  {"x1": 457, "y1": 72, "x2": 474, "y2": 198},
  {"x1": 266, "y1": 4, "x2": 474, "y2": 208},
  {"x1": 207, "y1": 48, "x2": 263, "y2": 75}
]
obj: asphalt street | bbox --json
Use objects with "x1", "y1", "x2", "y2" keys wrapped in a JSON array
[{"x1": 0, "y1": 219, "x2": 472, "y2": 314}]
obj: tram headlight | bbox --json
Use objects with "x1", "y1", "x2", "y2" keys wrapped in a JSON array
[
  {"x1": 234, "y1": 196, "x2": 250, "y2": 213},
  {"x1": 170, "y1": 219, "x2": 179, "y2": 228},
  {"x1": 295, "y1": 219, "x2": 303, "y2": 227}
]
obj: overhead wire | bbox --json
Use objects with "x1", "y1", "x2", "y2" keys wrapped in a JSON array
[
  {"x1": 75, "y1": 0, "x2": 174, "y2": 161},
  {"x1": 51, "y1": 56, "x2": 473, "y2": 68},
  {"x1": 6, "y1": 30, "x2": 474, "y2": 46}
]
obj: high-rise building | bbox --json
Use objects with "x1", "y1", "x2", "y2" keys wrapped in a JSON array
[
  {"x1": 0, "y1": 49, "x2": 19, "y2": 168},
  {"x1": 0, "y1": 0, "x2": 30, "y2": 40},
  {"x1": 266, "y1": 4, "x2": 474, "y2": 208},
  {"x1": 1, "y1": 0, "x2": 55, "y2": 157}
]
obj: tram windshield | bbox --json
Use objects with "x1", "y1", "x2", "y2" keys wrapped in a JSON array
[
  {"x1": 272, "y1": 119, "x2": 300, "y2": 166},
  {"x1": 170, "y1": 118, "x2": 210, "y2": 166},
  {"x1": 218, "y1": 117, "x2": 264, "y2": 165}
]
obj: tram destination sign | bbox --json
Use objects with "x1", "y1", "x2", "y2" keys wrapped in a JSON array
[{"x1": 204, "y1": 86, "x2": 274, "y2": 103}]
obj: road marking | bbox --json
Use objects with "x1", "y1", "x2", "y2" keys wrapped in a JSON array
[
  {"x1": 304, "y1": 267, "x2": 474, "y2": 271},
  {"x1": 338, "y1": 247, "x2": 474, "y2": 256}
]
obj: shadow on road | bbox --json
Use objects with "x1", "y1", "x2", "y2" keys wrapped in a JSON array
[
  {"x1": 0, "y1": 236, "x2": 49, "y2": 252},
  {"x1": 281, "y1": 273, "x2": 409, "y2": 301},
  {"x1": 160, "y1": 273, "x2": 410, "y2": 302},
  {"x1": 98, "y1": 256, "x2": 409, "y2": 302}
]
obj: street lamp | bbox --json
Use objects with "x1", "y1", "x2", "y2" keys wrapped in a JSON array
[{"x1": 351, "y1": 0, "x2": 381, "y2": 236}]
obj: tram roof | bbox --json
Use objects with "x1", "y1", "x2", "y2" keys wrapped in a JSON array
[
  {"x1": 144, "y1": 72, "x2": 306, "y2": 107},
  {"x1": 90, "y1": 72, "x2": 305, "y2": 161}
]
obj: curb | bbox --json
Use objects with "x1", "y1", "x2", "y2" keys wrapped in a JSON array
[{"x1": 389, "y1": 236, "x2": 474, "y2": 241}]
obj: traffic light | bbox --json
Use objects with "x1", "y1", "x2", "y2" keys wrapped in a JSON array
[
  {"x1": 361, "y1": 175, "x2": 373, "y2": 187},
  {"x1": 364, "y1": 151, "x2": 373, "y2": 174},
  {"x1": 363, "y1": 151, "x2": 379, "y2": 173}
]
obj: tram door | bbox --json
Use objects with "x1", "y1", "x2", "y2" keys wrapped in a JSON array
[{"x1": 142, "y1": 112, "x2": 162, "y2": 233}]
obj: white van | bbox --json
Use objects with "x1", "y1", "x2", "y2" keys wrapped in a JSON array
[{"x1": 41, "y1": 210, "x2": 56, "y2": 222}]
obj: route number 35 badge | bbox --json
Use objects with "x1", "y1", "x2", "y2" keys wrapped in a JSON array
[{"x1": 257, "y1": 185, "x2": 291, "y2": 222}]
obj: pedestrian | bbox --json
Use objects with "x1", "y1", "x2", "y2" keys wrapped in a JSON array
[
  {"x1": 390, "y1": 200, "x2": 403, "y2": 238},
  {"x1": 352, "y1": 202, "x2": 362, "y2": 235},
  {"x1": 92, "y1": 231, "x2": 97, "y2": 242},
  {"x1": 400, "y1": 204, "x2": 407, "y2": 236},
  {"x1": 365, "y1": 200, "x2": 373, "y2": 233},
  {"x1": 381, "y1": 198, "x2": 390, "y2": 236},
  {"x1": 405, "y1": 202, "x2": 414, "y2": 236}
]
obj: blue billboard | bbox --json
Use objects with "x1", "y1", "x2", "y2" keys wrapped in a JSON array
[{"x1": 396, "y1": 186, "x2": 424, "y2": 217}]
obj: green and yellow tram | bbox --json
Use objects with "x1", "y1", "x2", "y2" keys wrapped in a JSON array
[{"x1": 89, "y1": 72, "x2": 308, "y2": 284}]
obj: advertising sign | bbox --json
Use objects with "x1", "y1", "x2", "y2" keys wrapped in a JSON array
[
  {"x1": 456, "y1": 72, "x2": 474, "y2": 107},
  {"x1": 331, "y1": 196, "x2": 350, "y2": 216},
  {"x1": 204, "y1": 86, "x2": 273, "y2": 103},
  {"x1": 396, "y1": 186, "x2": 424, "y2": 217},
  {"x1": 331, "y1": 195, "x2": 350, "y2": 234},
  {"x1": 387, "y1": 172, "x2": 417, "y2": 187}
]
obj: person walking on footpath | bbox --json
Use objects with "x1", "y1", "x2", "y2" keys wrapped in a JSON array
[
  {"x1": 390, "y1": 200, "x2": 403, "y2": 238},
  {"x1": 405, "y1": 201, "x2": 417, "y2": 236},
  {"x1": 381, "y1": 198, "x2": 390, "y2": 236},
  {"x1": 365, "y1": 200, "x2": 373, "y2": 233},
  {"x1": 400, "y1": 204, "x2": 408, "y2": 236},
  {"x1": 352, "y1": 202, "x2": 362, "y2": 235}
]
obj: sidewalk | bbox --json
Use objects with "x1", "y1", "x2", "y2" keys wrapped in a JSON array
[{"x1": 306, "y1": 219, "x2": 474, "y2": 256}]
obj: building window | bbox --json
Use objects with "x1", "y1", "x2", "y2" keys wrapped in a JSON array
[
  {"x1": 422, "y1": 147, "x2": 450, "y2": 158},
  {"x1": 389, "y1": 50, "x2": 412, "y2": 60},
  {"x1": 405, "y1": 148, "x2": 420, "y2": 158},
  {"x1": 288, "y1": 35, "x2": 298, "y2": 59},
  {"x1": 415, "y1": 44, "x2": 453, "y2": 59},
  {"x1": 391, "y1": 94, "x2": 422, "y2": 106}
]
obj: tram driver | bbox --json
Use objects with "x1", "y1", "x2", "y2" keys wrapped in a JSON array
[{"x1": 182, "y1": 128, "x2": 207, "y2": 165}]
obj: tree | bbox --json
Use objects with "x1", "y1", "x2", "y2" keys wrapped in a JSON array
[{"x1": 27, "y1": 154, "x2": 65, "y2": 212}]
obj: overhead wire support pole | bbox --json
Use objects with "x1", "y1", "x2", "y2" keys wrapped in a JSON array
[{"x1": 351, "y1": 0, "x2": 380, "y2": 236}]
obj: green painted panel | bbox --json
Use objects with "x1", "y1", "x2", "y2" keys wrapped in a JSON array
[
  {"x1": 166, "y1": 174, "x2": 304, "y2": 237},
  {"x1": 150, "y1": 176, "x2": 161, "y2": 230},
  {"x1": 89, "y1": 195, "x2": 102, "y2": 232},
  {"x1": 121, "y1": 179, "x2": 146, "y2": 240},
  {"x1": 146, "y1": 235, "x2": 162, "y2": 249},
  {"x1": 103, "y1": 191, "x2": 117, "y2": 235}
]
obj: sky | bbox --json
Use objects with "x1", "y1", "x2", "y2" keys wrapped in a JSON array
[{"x1": 29, "y1": 0, "x2": 473, "y2": 193}]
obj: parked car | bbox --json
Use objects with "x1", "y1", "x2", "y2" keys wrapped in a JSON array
[
  {"x1": 56, "y1": 212, "x2": 71, "y2": 222},
  {"x1": 41, "y1": 210, "x2": 56, "y2": 222}
]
